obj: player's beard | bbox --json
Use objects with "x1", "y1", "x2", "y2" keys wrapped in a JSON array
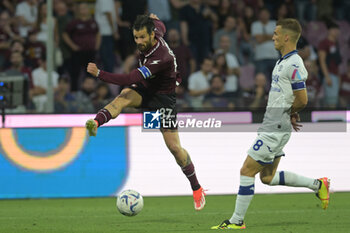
[{"x1": 137, "y1": 39, "x2": 152, "y2": 53}]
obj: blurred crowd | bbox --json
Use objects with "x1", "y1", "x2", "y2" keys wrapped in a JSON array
[{"x1": 0, "y1": 0, "x2": 349, "y2": 113}]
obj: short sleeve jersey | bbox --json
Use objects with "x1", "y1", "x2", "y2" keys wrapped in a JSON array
[{"x1": 259, "y1": 50, "x2": 308, "y2": 133}]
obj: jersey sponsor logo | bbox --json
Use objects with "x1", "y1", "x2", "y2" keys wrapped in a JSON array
[
  {"x1": 149, "y1": 60, "x2": 161, "y2": 65},
  {"x1": 143, "y1": 110, "x2": 161, "y2": 129},
  {"x1": 272, "y1": 74, "x2": 279, "y2": 83},
  {"x1": 292, "y1": 64, "x2": 299, "y2": 68}
]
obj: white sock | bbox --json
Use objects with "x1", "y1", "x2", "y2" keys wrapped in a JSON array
[
  {"x1": 269, "y1": 171, "x2": 320, "y2": 191},
  {"x1": 229, "y1": 176, "x2": 255, "y2": 225}
]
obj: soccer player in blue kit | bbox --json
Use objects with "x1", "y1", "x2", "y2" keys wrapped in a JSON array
[
  {"x1": 85, "y1": 14, "x2": 206, "y2": 211},
  {"x1": 211, "y1": 18, "x2": 330, "y2": 230}
]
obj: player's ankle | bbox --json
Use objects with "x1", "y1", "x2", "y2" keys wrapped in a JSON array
[
  {"x1": 94, "y1": 108, "x2": 112, "y2": 126},
  {"x1": 94, "y1": 120, "x2": 99, "y2": 127}
]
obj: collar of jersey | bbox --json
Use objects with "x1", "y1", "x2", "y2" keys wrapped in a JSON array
[
  {"x1": 277, "y1": 49, "x2": 298, "y2": 64},
  {"x1": 144, "y1": 40, "x2": 160, "y2": 58}
]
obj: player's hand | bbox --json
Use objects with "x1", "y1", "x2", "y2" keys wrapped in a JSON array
[
  {"x1": 87, "y1": 63, "x2": 99, "y2": 77},
  {"x1": 291, "y1": 112, "x2": 302, "y2": 132},
  {"x1": 149, "y1": 13, "x2": 159, "y2": 20}
]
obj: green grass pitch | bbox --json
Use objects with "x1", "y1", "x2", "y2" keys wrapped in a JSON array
[{"x1": 0, "y1": 193, "x2": 349, "y2": 233}]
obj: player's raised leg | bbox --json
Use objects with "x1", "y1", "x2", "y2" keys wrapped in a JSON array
[
  {"x1": 212, "y1": 155, "x2": 263, "y2": 230},
  {"x1": 262, "y1": 159, "x2": 330, "y2": 210},
  {"x1": 86, "y1": 88, "x2": 142, "y2": 136},
  {"x1": 161, "y1": 129, "x2": 205, "y2": 211}
]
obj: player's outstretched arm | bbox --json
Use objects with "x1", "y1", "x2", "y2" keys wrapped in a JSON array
[{"x1": 87, "y1": 62, "x2": 146, "y2": 86}]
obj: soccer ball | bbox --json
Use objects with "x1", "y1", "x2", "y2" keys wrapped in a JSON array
[{"x1": 116, "y1": 189, "x2": 144, "y2": 216}]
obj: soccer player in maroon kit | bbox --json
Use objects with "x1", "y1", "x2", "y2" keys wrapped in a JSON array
[{"x1": 85, "y1": 14, "x2": 206, "y2": 211}]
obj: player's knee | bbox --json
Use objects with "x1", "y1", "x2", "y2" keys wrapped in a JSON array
[
  {"x1": 167, "y1": 143, "x2": 182, "y2": 155},
  {"x1": 114, "y1": 95, "x2": 131, "y2": 107},
  {"x1": 240, "y1": 166, "x2": 250, "y2": 176},
  {"x1": 260, "y1": 175, "x2": 273, "y2": 185}
]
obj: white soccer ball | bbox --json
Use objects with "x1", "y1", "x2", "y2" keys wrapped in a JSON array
[{"x1": 116, "y1": 189, "x2": 144, "y2": 216}]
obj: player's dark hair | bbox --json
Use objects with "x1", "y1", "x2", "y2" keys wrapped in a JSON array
[
  {"x1": 133, "y1": 15, "x2": 155, "y2": 34},
  {"x1": 277, "y1": 18, "x2": 302, "y2": 42}
]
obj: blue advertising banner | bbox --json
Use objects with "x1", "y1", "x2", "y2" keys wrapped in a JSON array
[{"x1": 0, "y1": 127, "x2": 128, "y2": 199}]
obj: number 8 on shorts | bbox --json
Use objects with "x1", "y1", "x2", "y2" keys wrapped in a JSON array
[{"x1": 253, "y1": 140, "x2": 263, "y2": 151}]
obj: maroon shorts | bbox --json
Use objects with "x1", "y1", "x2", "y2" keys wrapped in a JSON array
[{"x1": 129, "y1": 84, "x2": 177, "y2": 130}]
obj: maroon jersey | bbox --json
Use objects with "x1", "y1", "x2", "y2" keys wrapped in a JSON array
[{"x1": 99, "y1": 19, "x2": 180, "y2": 94}]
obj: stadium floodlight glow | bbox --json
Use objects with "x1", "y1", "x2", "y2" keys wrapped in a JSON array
[
  {"x1": 0, "y1": 96, "x2": 3, "y2": 101},
  {"x1": 0, "y1": 82, "x2": 4, "y2": 87}
]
